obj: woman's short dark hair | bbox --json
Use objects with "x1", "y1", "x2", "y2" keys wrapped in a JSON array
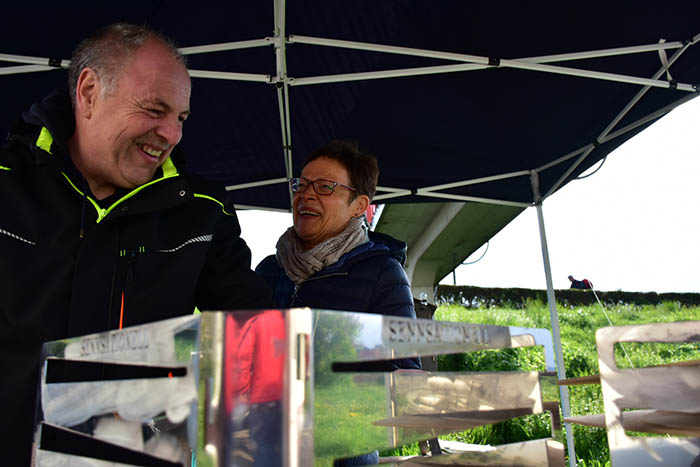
[{"x1": 304, "y1": 140, "x2": 379, "y2": 202}]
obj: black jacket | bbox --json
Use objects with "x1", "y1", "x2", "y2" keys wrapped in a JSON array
[
  {"x1": 256, "y1": 231, "x2": 420, "y2": 370},
  {"x1": 0, "y1": 90, "x2": 271, "y2": 464}
]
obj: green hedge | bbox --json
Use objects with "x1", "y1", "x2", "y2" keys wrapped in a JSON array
[{"x1": 436, "y1": 285, "x2": 700, "y2": 308}]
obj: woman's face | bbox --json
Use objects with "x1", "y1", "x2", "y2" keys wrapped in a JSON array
[{"x1": 293, "y1": 157, "x2": 368, "y2": 250}]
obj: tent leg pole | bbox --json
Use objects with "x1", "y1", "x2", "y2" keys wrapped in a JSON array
[
  {"x1": 535, "y1": 202, "x2": 576, "y2": 467},
  {"x1": 530, "y1": 172, "x2": 576, "y2": 467}
]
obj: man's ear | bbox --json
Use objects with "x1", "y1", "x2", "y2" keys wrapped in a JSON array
[
  {"x1": 352, "y1": 194, "x2": 370, "y2": 218},
  {"x1": 75, "y1": 68, "x2": 100, "y2": 119}
]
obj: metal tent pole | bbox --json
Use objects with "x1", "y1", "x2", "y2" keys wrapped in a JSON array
[
  {"x1": 543, "y1": 38, "x2": 697, "y2": 198},
  {"x1": 187, "y1": 69, "x2": 271, "y2": 82},
  {"x1": 414, "y1": 191, "x2": 530, "y2": 207},
  {"x1": 372, "y1": 186, "x2": 412, "y2": 202},
  {"x1": 287, "y1": 35, "x2": 684, "y2": 66},
  {"x1": 274, "y1": 0, "x2": 294, "y2": 209},
  {"x1": 286, "y1": 35, "x2": 698, "y2": 92},
  {"x1": 530, "y1": 171, "x2": 577, "y2": 467},
  {"x1": 289, "y1": 62, "x2": 486, "y2": 86},
  {"x1": 0, "y1": 53, "x2": 70, "y2": 67},
  {"x1": 225, "y1": 177, "x2": 289, "y2": 191},
  {"x1": 178, "y1": 38, "x2": 271, "y2": 55},
  {"x1": 0, "y1": 64, "x2": 58, "y2": 76}
]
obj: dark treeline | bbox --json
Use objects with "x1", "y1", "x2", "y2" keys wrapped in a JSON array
[{"x1": 436, "y1": 285, "x2": 700, "y2": 309}]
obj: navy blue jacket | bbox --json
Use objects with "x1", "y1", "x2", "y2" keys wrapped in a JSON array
[
  {"x1": 256, "y1": 231, "x2": 420, "y2": 370},
  {"x1": 257, "y1": 232, "x2": 415, "y2": 316}
]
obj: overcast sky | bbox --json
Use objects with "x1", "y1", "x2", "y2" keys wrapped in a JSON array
[{"x1": 238, "y1": 96, "x2": 700, "y2": 294}]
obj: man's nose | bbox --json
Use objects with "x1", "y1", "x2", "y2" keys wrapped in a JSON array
[{"x1": 156, "y1": 116, "x2": 183, "y2": 146}]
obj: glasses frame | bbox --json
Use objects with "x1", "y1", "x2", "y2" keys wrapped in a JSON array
[{"x1": 289, "y1": 177, "x2": 357, "y2": 196}]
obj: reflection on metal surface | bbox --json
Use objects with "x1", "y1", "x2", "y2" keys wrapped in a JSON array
[
  {"x1": 35, "y1": 310, "x2": 563, "y2": 466},
  {"x1": 375, "y1": 407, "x2": 536, "y2": 430},
  {"x1": 394, "y1": 372, "x2": 543, "y2": 413},
  {"x1": 597, "y1": 321, "x2": 700, "y2": 466},
  {"x1": 36, "y1": 314, "x2": 200, "y2": 465},
  {"x1": 390, "y1": 438, "x2": 565, "y2": 466},
  {"x1": 565, "y1": 410, "x2": 700, "y2": 436},
  {"x1": 373, "y1": 371, "x2": 566, "y2": 454},
  {"x1": 371, "y1": 371, "x2": 548, "y2": 447}
]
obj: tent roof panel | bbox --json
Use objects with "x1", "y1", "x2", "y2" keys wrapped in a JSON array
[{"x1": 1, "y1": 3, "x2": 698, "y2": 210}]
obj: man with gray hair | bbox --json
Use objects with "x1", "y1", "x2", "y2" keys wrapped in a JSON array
[{"x1": 0, "y1": 23, "x2": 271, "y2": 464}]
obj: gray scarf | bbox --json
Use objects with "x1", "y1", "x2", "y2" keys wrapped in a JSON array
[{"x1": 276, "y1": 217, "x2": 368, "y2": 284}]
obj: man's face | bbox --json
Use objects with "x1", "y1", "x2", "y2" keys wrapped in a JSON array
[{"x1": 82, "y1": 39, "x2": 191, "y2": 196}]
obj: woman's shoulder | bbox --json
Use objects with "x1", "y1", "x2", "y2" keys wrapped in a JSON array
[
  {"x1": 367, "y1": 232, "x2": 407, "y2": 264},
  {"x1": 255, "y1": 254, "x2": 281, "y2": 276},
  {"x1": 346, "y1": 245, "x2": 408, "y2": 285},
  {"x1": 344, "y1": 232, "x2": 406, "y2": 268}
]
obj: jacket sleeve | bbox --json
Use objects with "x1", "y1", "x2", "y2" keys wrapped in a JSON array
[
  {"x1": 369, "y1": 258, "x2": 421, "y2": 370},
  {"x1": 195, "y1": 209, "x2": 274, "y2": 310},
  {"x1": 254, "y1": 255, "x2": 278, "y2": 288},
  {"x1": 369, "y1": 257, "x2": 417, "y2": 319}
]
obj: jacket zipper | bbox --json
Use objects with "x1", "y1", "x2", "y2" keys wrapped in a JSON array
[
  {"x1": 61, "y1": 172, "x2": 179, "y2": 223},
  {"x1": 289, "y1": 272, "x2": 349, "y2": 307},
  {"x1": 291, "y1": 284, "x2": 300, "y2": 306},
  {"x1": 120, "y1": 253, "x2": 137, "y2": 329}
]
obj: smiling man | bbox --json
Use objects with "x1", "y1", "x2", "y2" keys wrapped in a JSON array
[
  {"x1": 68, "y1": 36, "x2": 192, "y2": 199},
  {"x1": 0, "y1": 23, "x2": 271, "y2": 464}
]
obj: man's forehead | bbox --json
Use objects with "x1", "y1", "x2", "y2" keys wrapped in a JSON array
[
  {"x1": 118, "y1": 45, "x2": 191, "y2": 109},
  {"x1": 123, "y1": 40, "x2": 189, "y2": 80}
]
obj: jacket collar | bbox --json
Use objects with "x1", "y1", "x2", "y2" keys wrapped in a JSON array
[{"x1": 315, "y1": 231, "x2": 407, "y2": 275}]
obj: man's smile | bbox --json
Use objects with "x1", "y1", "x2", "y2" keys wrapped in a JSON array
[{"x1": 137, "y1": 142, "x2": 166, "y2": 161}]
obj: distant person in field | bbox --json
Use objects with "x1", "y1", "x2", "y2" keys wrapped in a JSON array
[{"x1": 568, "y1": 275, "x2": 593, "y2": 290}]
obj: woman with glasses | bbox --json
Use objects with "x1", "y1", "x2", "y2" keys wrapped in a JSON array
[{"x1": 255, "y1": 140, "x2": 419, "y2": 466}]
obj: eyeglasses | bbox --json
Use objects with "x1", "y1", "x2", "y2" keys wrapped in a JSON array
[{"x1": 289, "y1": 177, "x2": 357, "y2": 196}]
